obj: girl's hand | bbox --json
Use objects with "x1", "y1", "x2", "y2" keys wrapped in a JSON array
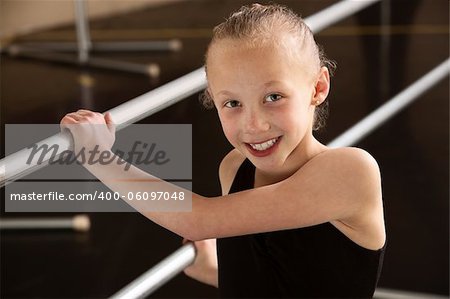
[
  {"x1": 183, "y1": 238, "x2": 218, "y2": 288},
  {"x1": 60, "y1": 109, "x2": 116, "y2": 155}
]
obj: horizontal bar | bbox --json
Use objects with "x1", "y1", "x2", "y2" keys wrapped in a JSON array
[
  {"x1": 0, "y1": 67, "x2": 206, "y2": 188},
  {"x1": 305, "y1": 0, "x2": 380, "y2": 32},
  {"x1": 12, "y1": 39, "x2": 183, "y2": 52},
  {"x1": 105, "y1": 67, "x2": 207, "y2": 129},
  {"x1": 110, "y1": 243, "x2": 196, "y2": 299},
  {"x1": 88, "y1": 56, "x2": 160, "y2": 77},
  {"x1": 7, "y1": 45, "x2": 160, "y2": 77},
  {"x1": 0, "y1": 214, "x2": 90, "y2": 232},
  {"x1": 92, "y1": 40, "x2": 183, "y2": 52},
  {"x1": 374, "y1": 288, "x2": 449, "y2": 299},
  {"x1": 328, "y1": 58, "x2": 450, "y2": 147},
  {"x1": 1, "y1": 133, "x2": 72, "y2": 188}
]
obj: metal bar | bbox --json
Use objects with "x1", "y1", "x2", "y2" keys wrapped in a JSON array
[
  {"x1": 374, "y1": 288, "x2": 449, "y2": 299},
  {"x1": 92, "y1": 40, "x2": 183, "y2": 52},
  {"x1": 0, "y1": 0, "x2": 381, "y2": 188},
  {"x1": 110, "y1": 243, "x2": 195, "y2": 299},
  {"x1": 14, "y1": 40, "x2": 183, "y2": 52},
  {"x1": 6, "y1": 45, "x2": 160, "y2": 77},
  {"x1": 0, "y1": 214, "x2": 90, "y2": 232},
  {"x1": 73, "y1": 0, "x2": 92, "y2": 63},
  {"x1": 305, "y1": 0, "x2": 380, "y2": 32},
  {"x1": 88, "y1": 56, "x2": 160, "y2": 77},
  {"x1": 0, "y1": 67, "x2": 206, "y2": 188},
  {"x1": 1, "y1": 132, "x2": 72, "y2": 187},
  {"x1": 6, "y1": 42, "x2": 85, "y2": 52},
  {"x1": 328, "y1": 58, "x2": 450, "y2": 147}
]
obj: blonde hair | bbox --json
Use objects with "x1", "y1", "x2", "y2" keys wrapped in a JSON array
[{"x1": 201, "y1": 3, "x2": 336, "y2": 131}]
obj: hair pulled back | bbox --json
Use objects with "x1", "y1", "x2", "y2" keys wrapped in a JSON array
[{"x1": 201, "y1": 3, "x2": 336, "y2": 131}]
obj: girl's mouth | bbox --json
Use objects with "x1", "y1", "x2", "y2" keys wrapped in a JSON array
[{"x1": 245, "y1": 136, "x2": 282, "y2": 157}]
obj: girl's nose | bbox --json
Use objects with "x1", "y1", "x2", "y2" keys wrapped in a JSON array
[{"x1": 243, "y1": 110, "x2": 270, "y2": 134}]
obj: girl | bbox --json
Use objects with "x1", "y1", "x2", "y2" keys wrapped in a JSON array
[{"x1": 61, "y1": 3, "x2": 386, "y2": 298}]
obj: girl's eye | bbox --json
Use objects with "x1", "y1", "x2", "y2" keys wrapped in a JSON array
[
  {"x1": 224, "y1": 100, "x2": 241, "y2": 108},
  {"x1": 265, "y1": 93, "x2": 282, "y2": 102}
]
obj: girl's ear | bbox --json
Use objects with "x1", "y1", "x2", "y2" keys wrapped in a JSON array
[{"x1": 312, "y1": 67, "x2": 330, "y2": 105}]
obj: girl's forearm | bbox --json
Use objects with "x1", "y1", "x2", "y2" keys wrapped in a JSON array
[{"x1": 83, "y1": 149, "x2": 207, "y2": 240}]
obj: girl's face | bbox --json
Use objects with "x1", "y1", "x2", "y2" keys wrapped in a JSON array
[{"x1": 207, "y1": 39, "x2": 328, "y2": 173}]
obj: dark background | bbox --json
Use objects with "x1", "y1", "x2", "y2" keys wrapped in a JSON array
[{"x1": 1, "y1": 0, "x2": 448, "y2": 298}]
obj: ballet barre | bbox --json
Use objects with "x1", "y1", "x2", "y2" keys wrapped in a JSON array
[
  {"x1": 7, "y1": 45, "x2": 161, "y2": 77},
  {"x1": 0, "y1": 214, "x2": 90, "y2": 232},
  {"x1": 4, "y1": 0, "x2": 183, "y2": 77},
  {"x1": 328, "y1": 58, "x2": 450, "y2": 147},
  {"x1": 374, "y1": 288, "x2": 449, "y2": 299},
  {"x1": 0, "y1": 67, "x2": 206, "y2": 188},
  {"x1": 10, "y1": 40, "x2": 182, "y2": 53},
  {"x1": 110, "y1": 243, "x2": 195, "y2": 299},
  {"x1": 305, "y1": 0, "x2": 380, "y2": 32}
]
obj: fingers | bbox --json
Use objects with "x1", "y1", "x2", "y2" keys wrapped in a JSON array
[
  {"x1": 62, "y1": 110, "x2": 107, "y2": 121},
  {"x1": 59, "y1": 109, "x2": 116, "y2": 154},
  {"x1": 104, "y1": 112, "x2": 116, "y2": 133},
  {"x1": 60, "y1": 115, "x2": 77, "y2": 133},
  {"x1": 60, "y1": 109, "x2": 99, "y2": 131},
  {"x1": 61, "y1": 109, "x2": 105, "y2": 124},
  {"x1": 77, "y1": 109, "x2": 99, "y2": 116},
  {"x1": 76, "y1": 110, "x2": 106, "y2": 123},
  {"x1": 60, "y1": 109, "x2": 117, "y2": 137},
  {"x1": 66, "y1": 113, "x2": 84, "y2": 121},
  {"x1": 104, "y1": 112, "x2": 115, "y2": 123},
  {"x1": 61, "y1": 115, "x2": 78, "y2": 124}
]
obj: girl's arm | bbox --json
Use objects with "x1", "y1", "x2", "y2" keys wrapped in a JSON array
[{"x1": 61, "y1": 110, "x2": 383, "y2": 245}]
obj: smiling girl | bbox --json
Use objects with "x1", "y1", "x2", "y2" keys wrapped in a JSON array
[{"x1": 61, "y1": 3, "x2": 386, "y2": 298}]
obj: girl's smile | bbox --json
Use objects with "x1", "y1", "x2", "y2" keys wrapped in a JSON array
[{"x1": 245, "y1": 136, "x2": 282, "y2": 157}]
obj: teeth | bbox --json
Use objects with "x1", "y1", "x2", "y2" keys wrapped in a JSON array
[{"x1": 250, "y1": 137, "x2": 278, "y2": 151}]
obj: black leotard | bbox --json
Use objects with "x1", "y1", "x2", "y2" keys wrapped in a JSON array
[{"x1": 217, "y1": 158, "x2": 386, "y2": 298}]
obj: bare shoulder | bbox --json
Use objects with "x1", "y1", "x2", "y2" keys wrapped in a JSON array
[
  {"x1": 307, "y1": 146, "x2": 382, "y2": 205},
  {"x1": 219, "y1": 149, "x2": 246, "y2": 195},
  {"x1": 307, "y1": 147, "x2": 380, "y2": 184},
  {"x1": 314, "y1": 146, "x2": 379, "y2": 166},
  {"x1": 306, "y1": 147, "x2": 385, "y2": 249}
]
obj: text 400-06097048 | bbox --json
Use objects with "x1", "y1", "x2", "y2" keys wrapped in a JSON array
[{"x1": 99, "y1": 191, "x2": 185, "y2": 201}]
